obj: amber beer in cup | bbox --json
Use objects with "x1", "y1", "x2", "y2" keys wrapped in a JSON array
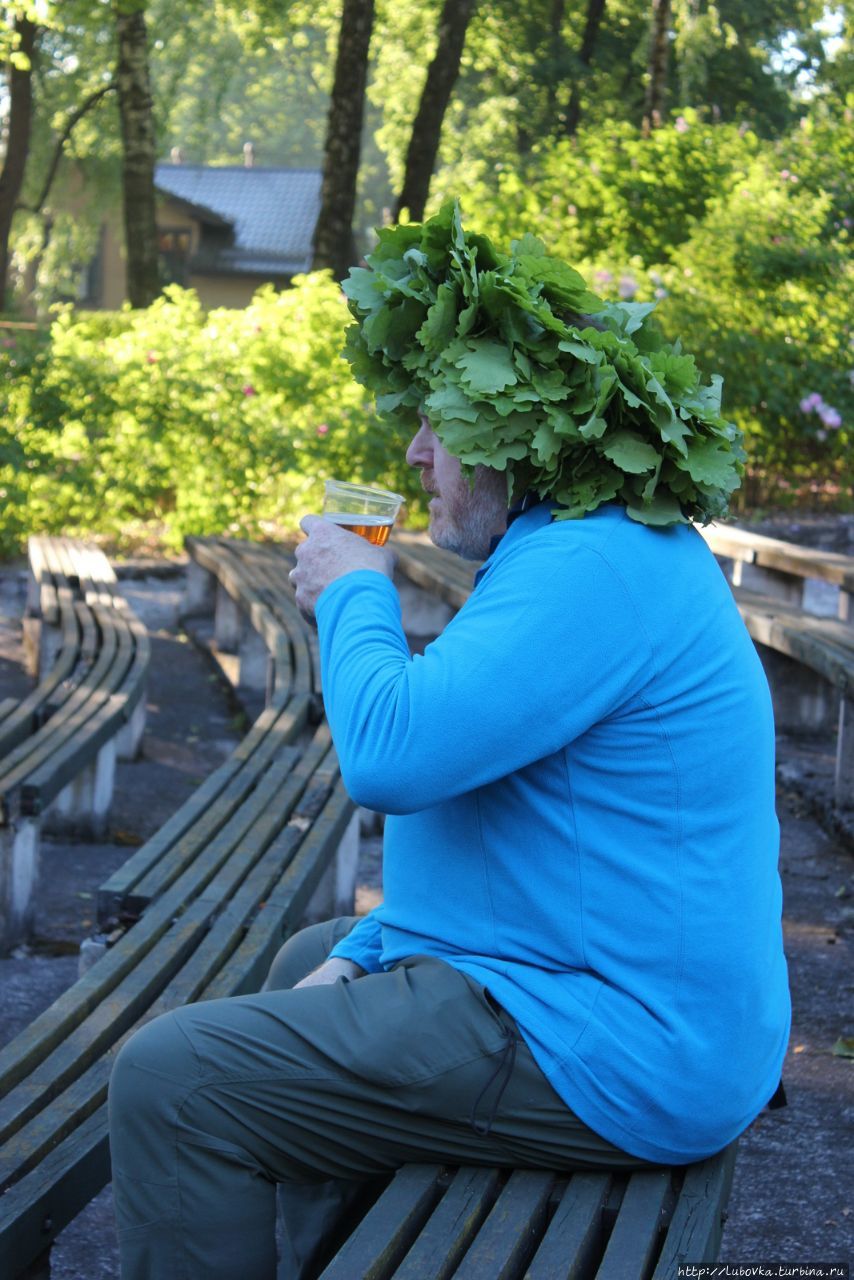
[{"x1": 322, "y1": 480, "x2": 404, "y2": 546}]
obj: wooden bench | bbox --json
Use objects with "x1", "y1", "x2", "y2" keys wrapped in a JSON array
[
  {"x1": 318, "y1": 1149, "x2": 737, "y2": 1278},
  {"x1": 0, "y1": 531, "x2": 739, "y2": 1277},
  {"x1": 698, "y1": 523, "x2": 854, "y2": 622},
  {"x1": 698, "y1": 524, "x2": 854, "y2": 810},
  {"x1": 0, "y1": 538, "x2": 150, "y2": 950},
  {"x1": 0, "y1": 538, "x2": 359, "y2": 1279}
]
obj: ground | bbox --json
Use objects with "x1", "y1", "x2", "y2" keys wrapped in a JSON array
[{"x1": 0, "y1": 550, "x2": 852, "y2": 1277}]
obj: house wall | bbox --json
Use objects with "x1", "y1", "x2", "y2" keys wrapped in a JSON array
[
  {"x1": 99, "y1": 200, "x2": 263, "y2": 311},
  {"x1": 99, "y1": 215, "x2": 127, "y2": 311},
  {"x1": 189, "y1": 274, "x2": 288, "y2": 309},
  {"x1": 95, "y1": 202, "x2": 288, "y2": 311}
]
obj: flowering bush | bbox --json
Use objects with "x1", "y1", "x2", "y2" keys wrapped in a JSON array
[{"x1": 0, "y1": 276, "x2": 427, "y2": 556}]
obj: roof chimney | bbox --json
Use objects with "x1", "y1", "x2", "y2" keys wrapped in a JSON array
[{"x1": 243, "y1": 142, "x2": 255, "y2": 168}]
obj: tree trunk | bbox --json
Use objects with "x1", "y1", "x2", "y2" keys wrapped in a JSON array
[
  {"x1": 312, "y1": 0, "x2": 375, "y2": 281},
  {"x1": 642, "y1": 0, "x2": 671, "y2": 133},
  {"x1": 393, "y1": 0, "x2": 477, "y2": 223},
  {"x1": 544, "y1": 0, "x2": 566, "y2": 133},
  {"x1": 115, "y1": 3, "x2": 160, "y2": 307},
  {"x1": 565, "y1": 0, "x2": 607, "y2": 136},
  {"x1": 0, "y1": 16, "x2": 37, "y2": 311}
]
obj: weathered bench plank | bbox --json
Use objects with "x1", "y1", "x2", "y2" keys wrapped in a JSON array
[
  {"x1": 0, "y1": 731, "x2": 355, "y2": 1276},
  {"x1": 318, "y1": 1148, "x2": 735, "y2": 1280}
]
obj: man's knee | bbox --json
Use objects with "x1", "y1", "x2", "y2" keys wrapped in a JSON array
[
  {"x1": 264, "y1": 916, "x2": 360, "y2": 991},
  {"x1": 110, "y1": 1007, "x2": 199, "y2": 1140}
]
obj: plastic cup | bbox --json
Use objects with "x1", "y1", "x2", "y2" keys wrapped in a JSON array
[{"x1": 322, "y1": 480, "x2": 404, "y2": 546}]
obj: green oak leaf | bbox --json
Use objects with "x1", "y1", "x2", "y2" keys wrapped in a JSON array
[
  {"x1": 578, "y1": 413, "x2": 608, "y2": 440},
  {"x1": 455, "y1": 339, "x2": 519, "y2": 395},
  {"x1": 603, "y1": 431, "x2": 661, "y2": 474},
  {"x1": 681, "y1": 437, "x2": 742, "y2": 489},
  {"x1": 453, "y1": 439, "x2": 530, "y2": 469},
  {"x1": 625, "y1": 492, "x2": 687, "y2": 525},
  {"x1": 342, "y1": 268, "x2": 382, "y2": 313},
  {"x1": 417, "y1": 283, "x2": 460, "y2": 354}
]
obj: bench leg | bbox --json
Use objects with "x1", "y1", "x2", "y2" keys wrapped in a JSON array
[
  {"x1": 182, "y1": 559, "x2": 217, "y2": 619},
  {"x1": 214, "y1": 584, "x2": 243, "y2": 654},
  {"x1": 757, "y1": 646, "x2": 841, "y2": 735},
  {"x1": 46, "y1": 739, "x2": 117, "y2": 839},
  {"x1": 238, "y1": 627, "x2": 271, "y2": 697},
  {"x1": 0, "y1": 816, "x2": 40, "y2": 951},
  {"x1": 21, "y1": 616, "x2": 63, "y2": 680},
  {"x1": 304, "y1": 810, "x2": 360, "y2": 923},
  {"x1": 20, "y1": 1245, "x2": 51, "y2": 1279},
  {"x1": 22, "y1": 614, "x2": 43, "y2": 678},
  {"x1": 836, "y1": 694, "x2": 854, "y2": 811},
  {"x1": 732, "y1": 561, "x2": 805, "y2": 608},
  {"x1": 117, "y1": 686, "x2": 148, "y2": 760}
]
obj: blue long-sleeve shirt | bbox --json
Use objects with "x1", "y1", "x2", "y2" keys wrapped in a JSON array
[{"x1": 319, "y1": 502, "x2": 791, "y2": 1164}]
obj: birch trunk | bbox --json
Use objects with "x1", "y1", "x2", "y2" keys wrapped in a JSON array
[
  {"x1": 312, "y1": 0, "x2": 375, "y2": 281},
  {"x1": 115, "y1": 3, "x2": 160, "y2": 307},
  {"x1": 643, "y1": 0, "x2": 671, "y2": 132}
]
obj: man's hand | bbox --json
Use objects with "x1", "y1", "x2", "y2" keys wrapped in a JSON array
[
  {"x1": 289, "y1": 515, "x2": 396, "y2": 623},
  {"x1": 293, "y1": 956, "x2": 367, "y2": 989}
]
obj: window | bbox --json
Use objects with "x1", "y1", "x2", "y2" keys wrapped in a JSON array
[{"x1": 157, "y1": 227, "x2": 192, "y2": 286}]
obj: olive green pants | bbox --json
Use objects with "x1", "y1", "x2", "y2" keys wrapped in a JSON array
[{"x1": 108, "y1": 917, "x2": 656, "y2": 1279}]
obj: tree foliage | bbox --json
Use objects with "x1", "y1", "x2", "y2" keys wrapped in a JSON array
[{"x1": 0, "y1": 0, "x2": 850, "y2": 550}]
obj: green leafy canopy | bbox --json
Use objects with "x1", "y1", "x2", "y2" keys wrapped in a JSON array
[{"x1": 342, "y1": 200, "x2": 745, "y2": 526}]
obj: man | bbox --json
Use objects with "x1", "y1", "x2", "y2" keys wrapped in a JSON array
[{"x1": 109, "y1": 209, "x2": 790, "y2": 1279}]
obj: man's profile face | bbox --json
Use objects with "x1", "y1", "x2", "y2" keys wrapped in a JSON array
[{"x1": 406, "y1": 414, "x2": 508, "y2": 561}]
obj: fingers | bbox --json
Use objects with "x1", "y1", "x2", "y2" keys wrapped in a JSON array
[{"x1": 299, "y1": 513, "x2": 325, "y2": 536}]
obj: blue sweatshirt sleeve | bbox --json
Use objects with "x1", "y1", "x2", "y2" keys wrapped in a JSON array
[
  {"x1": 327, "y1": 911, "x2": 385, "y2": 972},
  {"x1": 314, "y1": 536, "x2": 654, "y2": 815}
]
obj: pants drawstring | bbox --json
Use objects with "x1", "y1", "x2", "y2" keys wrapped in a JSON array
[{"x1": 469, "y1": 1021, "x2": 518, "y2": 1137}]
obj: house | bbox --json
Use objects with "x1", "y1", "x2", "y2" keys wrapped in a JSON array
[{"x1": 89, "y1": 161, "x2": 322, "y2": 310}]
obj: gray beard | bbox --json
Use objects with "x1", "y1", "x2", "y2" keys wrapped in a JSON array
[{"x1": 430, "y1": 466, "x2": 509, "y2": 561}]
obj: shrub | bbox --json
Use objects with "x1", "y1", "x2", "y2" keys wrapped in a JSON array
[{"x1": 1, "y1": 275, "x2": 427, "y2": 556}]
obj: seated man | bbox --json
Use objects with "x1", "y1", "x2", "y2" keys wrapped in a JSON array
[{"x1": 109, "y1": 206, "x2": 790, "y2": 1280}]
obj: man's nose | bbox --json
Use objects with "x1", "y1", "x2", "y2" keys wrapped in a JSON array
[{"x1": 406, "y1": 421, "x2": 434, "y2": 468}]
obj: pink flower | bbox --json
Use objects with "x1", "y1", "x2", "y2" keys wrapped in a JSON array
[
  {"x1": 799, "y1": 392, "x2": 823, "y2": 413},
  {"x1": 316, "y1": 423, "x2": 329, "y2": 437},
  {"x1": 242, "y1": 384, "x2": 256, "y2": 397},
  {"x1": 780, "y1": 169, "x2": 791, "y2": 180},
  {"x1": 618, "y1": 274, "x2": 637, "y2": 300},
  {"x1": 594, "y1": 269, "x2": 613, "y2": 285},
  {"x1": 818, "y1": 406, "x2": 842, "y2": 429},
  {"x1": 675, "y1": 116, "x2": 689, "y2": 133},
  {"x1": 567, "y1": 203, "x2": 578, "y2": 217},
  {"x1": 146, "y1": 351, "x2": 158, "y2": 364}
]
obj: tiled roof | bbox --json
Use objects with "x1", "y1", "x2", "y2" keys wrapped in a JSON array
[{"x1": 154, "y1": 164, "x2": 322, "y2": 276}]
